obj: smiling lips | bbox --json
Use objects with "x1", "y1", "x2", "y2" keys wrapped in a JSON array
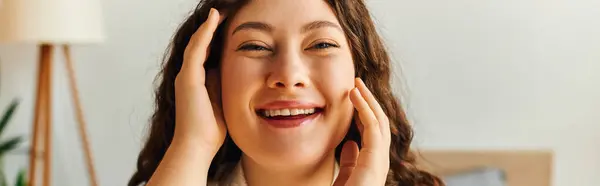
[
  {"x1": 262, "y1": 108, "x2": 315, "y2": 117},
  {"x1": 256, "y1": 101, "x2": 324, "y2": 128}
]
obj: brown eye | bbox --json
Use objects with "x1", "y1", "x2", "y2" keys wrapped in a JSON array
[
  {"x1": 307, "y1": 42, "x2": 339, "y2": 50},
  {"x1": 237, "y1": 44, "x2": 271, "y2": 51},
  {"x1": 315, "y1": 42, "x2": 338, "y2": 49}
]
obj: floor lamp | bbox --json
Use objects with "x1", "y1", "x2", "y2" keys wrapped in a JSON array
[{"x1": 0, "y1": 0, "x2": 104, "y2": 185}]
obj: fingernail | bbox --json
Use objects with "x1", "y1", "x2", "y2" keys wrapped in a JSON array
[
  {"x1": 357, "y1": 78, "x2": 365, "y2": 85},
  {"x1": 352, "y1": 87, "x2": 360, "y2": 96},
  {"x1": 209, "y1": 8, "x2": 215, "y2": 16}
]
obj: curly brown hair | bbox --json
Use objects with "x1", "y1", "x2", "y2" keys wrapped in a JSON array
[{"x1": 128, "y1": 0, "x2": 443, "y2": 185}]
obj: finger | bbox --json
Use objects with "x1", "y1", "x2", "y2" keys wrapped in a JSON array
[
  {"x1": 182, "y1": 8, "x2": 224, "y2": 71},
  {"x1": 333, "y1": 141, "x2": 359, "y2": 186},
  {"x1": 204, "y1": 13, "x2": 228, "y2": 61},
  {"x1": 349, "y1": 87, "x2": 380, "y2": 149},
  {"x1": 355, "y1": 78, "x2": 390, "y2": 139}
]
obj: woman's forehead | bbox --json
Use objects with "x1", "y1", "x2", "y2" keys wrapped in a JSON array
[{"x1": 225, "y1": 0, "x2": 340, "y2": 34}]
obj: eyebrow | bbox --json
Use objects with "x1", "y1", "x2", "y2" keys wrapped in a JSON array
[
  {"x1": 231, "y1": 20, "x2": 342, "y2": 35},
  {"x1": 301, "y1": 21, "x2": 342, "y2": 33},
  {"x1": 232, "y1": 22, "x2": 274, "y2": 35}
]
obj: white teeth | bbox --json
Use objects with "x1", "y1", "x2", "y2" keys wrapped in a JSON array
[
  {"x1": 297, "y1": 109, "x2": 305, "y2": 114},
  {"x1": 290, "y1": 109, "x2": 299, "y2": 115},
  {"x1": 281, "y1": 109, "x2": 290, "y2": 116},
  {"x1": 262, "y1": 108, "x2": 317, "y2": 117}
]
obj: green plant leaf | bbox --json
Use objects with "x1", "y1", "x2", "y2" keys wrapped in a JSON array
[
  {"x1": 0, "y1": 169, "x2": 7, "y2": 186},
  {"x1": 0, "y1": 136, "x2": 22, "y2": 155},
  {"x1": 15, "y1": 169, "x2": 26, "y2": 186},
  {"x1": 0, "y1": 99, "x2": 19, "y2": 138}
]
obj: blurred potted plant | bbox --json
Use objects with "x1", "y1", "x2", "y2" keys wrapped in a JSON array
[{"x1": 0, "y1": 99, "x2": 27, "y2": 186}]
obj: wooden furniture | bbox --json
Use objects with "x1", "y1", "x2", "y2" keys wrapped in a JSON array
[
  {"x1": 26, "y1": 44, "x2": 99, "y2": 186},
  {"x1": 417, "y1": 150, "x2": 554, "y2": 186}
]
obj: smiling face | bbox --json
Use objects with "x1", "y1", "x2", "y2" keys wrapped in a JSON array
[{"x1": 219, "y1": 0, "x2": 356, "y2": 167}]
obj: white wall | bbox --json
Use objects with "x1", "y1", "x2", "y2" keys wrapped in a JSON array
[
  {"x1": 368, "y1": 0, "x2": 600, "y2": 186},
  {"x1": 0, "y1": 0, "x2": 598, "y2": 186}
]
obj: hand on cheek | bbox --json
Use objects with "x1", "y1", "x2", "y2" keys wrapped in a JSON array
[{"x1": 333, "y1": 78, "x2": 391, "y2": 186}]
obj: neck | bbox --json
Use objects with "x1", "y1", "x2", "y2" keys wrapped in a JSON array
[{"x1": 241, "y1": 152, "x2": 337, "y2": 186}]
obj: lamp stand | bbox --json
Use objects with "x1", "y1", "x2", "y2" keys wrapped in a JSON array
[{"x1": 27, "y1": 44, "x2": 99, "y2": 186}]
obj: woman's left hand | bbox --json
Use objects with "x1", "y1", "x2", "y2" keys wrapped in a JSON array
[{"x1": 333, "y1": 78, "x2": 391, "y2": 186}]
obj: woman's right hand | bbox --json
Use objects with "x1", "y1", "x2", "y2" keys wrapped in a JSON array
[
  {"x1": 145, "y1": 8, "x2": 227, "y2": 186},
  {"x1": 174, "y1": 8, "x2": 226, "y2": 158}
]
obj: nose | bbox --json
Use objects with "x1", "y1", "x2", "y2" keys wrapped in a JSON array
[{"x1": 266, "y1": 50, "x2": 310, "y2": 90}]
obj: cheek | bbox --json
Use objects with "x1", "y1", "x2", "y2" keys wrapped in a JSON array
[
  {"x1": 220, "y1": 54, "x2": 265, "y2": 118},
  {"x1": 312, "y1": 54, "x2": 355, "y2": 100},
  {"x1": 312, "y1": 53, "x2": 355, "y2": 134}
]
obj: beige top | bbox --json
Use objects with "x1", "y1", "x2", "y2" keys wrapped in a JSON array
[{"x1": 208, "y1": 161, "x2": 340, "y2": 186}]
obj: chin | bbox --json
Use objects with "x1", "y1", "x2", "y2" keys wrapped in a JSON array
[
  {"x1": 237, "y1": 122, "x2": 340, "y2": 168},
  {"x1": 256, "y1": 127, "x2": 343, "y2": 167},
  {"x1": 248, "y1": 140, "x2": 334, "y2": 168}
]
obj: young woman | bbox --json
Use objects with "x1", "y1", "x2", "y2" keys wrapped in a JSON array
[{"x1": 128, "y1": 0, "x2": 442, "y2": 185}]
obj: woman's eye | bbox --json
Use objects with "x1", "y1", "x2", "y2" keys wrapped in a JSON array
[
  {"x1": 309, "y1": 42, "x2": 339, "y2": 50},
  {"x1": 237, "y1": 44, "x2": 270, "y2": 51}
]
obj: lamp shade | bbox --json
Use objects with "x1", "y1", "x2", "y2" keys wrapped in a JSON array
[{"x1": 0, "y1": 0, "x2": 105, "y2": 44}]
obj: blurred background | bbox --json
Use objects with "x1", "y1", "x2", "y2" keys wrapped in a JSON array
[{"x1": 0, "y1": 0, "x2": 598, "y2": 186}]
